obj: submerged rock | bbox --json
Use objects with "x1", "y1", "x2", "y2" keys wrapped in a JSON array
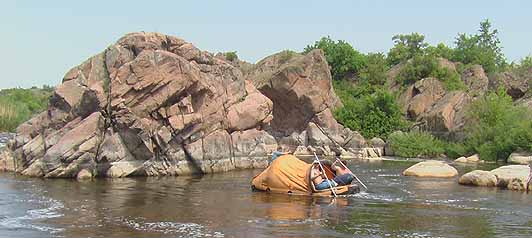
[
  {"x1": 2, "y1": 32, "x2": 365, "y2": 178},
  {"x1": 402, "y1": 160, "x2": 458, "y2": 178}
]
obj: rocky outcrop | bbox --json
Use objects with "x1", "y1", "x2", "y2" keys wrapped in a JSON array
[
  {"x1": 390, "y1": 59, "x2": 490, "y2": 139},
  {"x1": 507, "y1": 152, "x2": 532, "y2": 165},
  {"x1": 1, "y1": 32, "x2": 366, "y2": 178},
  {"x1": 402, "y1": 160, "x2": 458, "y2": 178}
]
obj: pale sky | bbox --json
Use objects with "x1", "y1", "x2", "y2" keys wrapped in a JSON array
[{"x1": 1, "y1": 0, "x2": 531, "y2": 89}]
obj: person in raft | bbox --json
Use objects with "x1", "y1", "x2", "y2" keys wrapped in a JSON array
[
  {"x1": 331, "y1": 158, "x2": 354, "y2": 186},
  {"x1": 270, "y1": 146, "x2": 288, "y2": 162},
  {"x1": 311, "y1": 162, "x2": 337, "y2": 190}
]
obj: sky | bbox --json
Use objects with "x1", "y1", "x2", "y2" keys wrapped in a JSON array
[{"x1": 1, "y1": 0, "x2": 532, "y2": 89}]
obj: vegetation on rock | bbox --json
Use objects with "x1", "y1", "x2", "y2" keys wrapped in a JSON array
[
  {"x1": 307, "y1": 19, "x2": 532, "y2": 160},
  {"x1": 0, "y1": 86, "x2": 54, "y2": 132}
]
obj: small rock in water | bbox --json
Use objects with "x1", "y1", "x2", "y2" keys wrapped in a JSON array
[
  {"x1": 454, "y1": 154, "x2": 481, "y2": 164},
  {"x1": 402, "y1": 160, "x2": 458, "y2": 178}
]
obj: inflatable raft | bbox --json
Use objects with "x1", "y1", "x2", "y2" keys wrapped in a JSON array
[{"x1": 251, "y1": 155, "x2": 360, "y2": 197}]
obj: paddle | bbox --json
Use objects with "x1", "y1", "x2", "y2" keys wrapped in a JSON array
[{"x1": 313, "y1": 152, "x2": 337, "y2": 198}]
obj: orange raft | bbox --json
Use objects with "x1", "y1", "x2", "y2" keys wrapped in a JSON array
[{"x1": 251, "y1": 155, "x2": 360, "y2": 196}]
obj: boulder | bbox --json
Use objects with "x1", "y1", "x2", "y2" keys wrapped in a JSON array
[
  {"x1": 76, "y1": 169, "x2": 93, "y2": 180},
  {"x1": 402, "y1": 160, "x2": 458, "y2": 178},
  {"x1": 461, "y1": 65, "x2": 489, "y2": 97},
  {"x1": 507, "y1": 152, "x2": 532, "y2": 165},
  {"x1": 419, "y1": 91, "x2": 470, "y2": 136},
  {"x1": 454, "y1": 154, "x2": 480, "y2": 164},
  {"x1": 369, "y1": 137, "x2": 385, "y2": 149},
  {"x1": 403, "y1": 78, "x2": 446, "y2": 119},
  {"x1": 458, "y1": 170, "x2": 497, "y2": 186},
  {"x1": 491, "y1": 71, "x2": 530, "y2": 99},
  {"x1": 491, "y1": 165, "x2": 530, "y2": 188},
  {"x1": 248, "y1": 49, "x2": 341, "y2": 133}
]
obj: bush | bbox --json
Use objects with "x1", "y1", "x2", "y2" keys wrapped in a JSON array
[
  {"x1": 305, "y1": 36, "x2": 367, "y2": 80},
  {"x1": 359, "y1": 53, "x2": 389, "y2": 86},
  {"x1": 444, "y1": 142, "x2": 468, "y2": 159},
  {"x1": 0, "y1": 87, "x2": 52, "y2": 132},
  {"x1": 224, "y1": 51, "x2": 238, "y2": 62},
  {"x1": 387, "y1": 33, "x2": 428, "y2": 66},
  {"x1": 334, "y1": 82, "x2": 408, "y2": 139},
  {"x1": 278, "y1": 50, "x2": 296, "y2": 64},
  {"x1": 464, "y1": 89, "x2": 532, "y2": 161},
  {"x1": 430, "y1": 67, "x2": 466, "y2": 91},
  {"x1": 396, "y1": 53, "x2": 465, "y2": 91},
  {"x1": 396, "y1": 54, "x2": 437, "y2": 86},
  {"x1": 388, "y1": 131, "x2": 445, "y2": 158}
]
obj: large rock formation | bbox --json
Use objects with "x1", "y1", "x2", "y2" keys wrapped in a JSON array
[
  {"x1": 0, "y1": 32, "x2": 365, "y2": 178},
  {"x1": 393, "y1": 60, "x2": 486, "y2": 139}
]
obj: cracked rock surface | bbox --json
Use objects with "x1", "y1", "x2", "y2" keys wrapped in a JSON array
[{"x1": 0, "y1": 32, "x2": 365, "y2": 178}]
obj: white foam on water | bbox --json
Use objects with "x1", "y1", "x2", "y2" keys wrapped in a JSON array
[
  {"x1": 353, "y1": 191, "x2": 404, "y2": 202},
  {"x1": 122, "y1": 217, "x2": 224, "y2": 237},
  {"x1": 246, "y1": 217, "x2": 325, "y2": 226},
  {"x1": 0, "y1": 186, "x2": 65, "y2": 235}
]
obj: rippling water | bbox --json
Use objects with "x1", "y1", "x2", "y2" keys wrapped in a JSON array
[{"x1": 0, "y1": 160, "x2": 531, "y2": 238}]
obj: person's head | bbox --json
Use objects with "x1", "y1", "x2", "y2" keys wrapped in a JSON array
[{"x1": 277, "y1": 146, "x2": 282, "y2": 152}]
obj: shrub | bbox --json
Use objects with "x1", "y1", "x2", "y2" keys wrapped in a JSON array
[
  {"x1": 430, "y1": 67, "x2": 466, "y2": 91},
  {"x1": 359, "y1": 53, "x2": 389, "y2": 86},
  {"x1": 278, "y1": 50, "x2": 296, "y2": 64},
  {"x1": 0, "y1": 87, "x2": 52, "y2": 132},
  {"x1": 395, "y1": 54, "x2": 438, "y2": 86},
  {"x1": 388, "y1": 131, "x2": 445, "y2": 158},
  {"x1": 387, "y1": 33, "x2": 428, "y2": 66},
  {"x1": 224, "y1": 51, "x2": 238, "y2": 62},
  {"x1": 464, "y1": 89, "x2": 532, "y2": 161},
  {"x1": 334, "y1": 82, "x2": 408, "y2": 139},
  {"x1": 305, "y1": 36, "x2": 367, "y2": 80},
  {"x1": 444, "y1": 142, "x2": 468, "y2": 159},
  {"x1": 396, "y1": 53, "x2": 465, "y2": 91}
]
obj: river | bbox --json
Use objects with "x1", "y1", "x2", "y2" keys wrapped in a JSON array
[{"x1": 0, "y1": 160, "x2": 531, "y2": 238}]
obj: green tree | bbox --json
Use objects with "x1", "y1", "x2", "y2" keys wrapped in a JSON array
[
  {"x1": 305, "y1": 36, "x2": 367, "y2": 80},
  {"x1": 453, "y1": 19, "x2": 506, "y2": 73},
  {"x1": 387, "y1": 33, "x2": 428, "y2": 66}
]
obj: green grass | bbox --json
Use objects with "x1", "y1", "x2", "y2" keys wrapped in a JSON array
[{"x1": 0, "y1": 86, "x2": 53, "y2": 132}]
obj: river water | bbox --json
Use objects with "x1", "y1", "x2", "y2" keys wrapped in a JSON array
[{"x1": 0, "y1": 160, "x2": 531, "y2": 238}]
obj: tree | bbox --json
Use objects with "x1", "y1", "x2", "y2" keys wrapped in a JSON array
[
  {"x1": 305, "y1": 36, "x2": 367, "y2": 80},
  {"x1": 387, "y1": 33, "x2": 428, "y2": 66},
  {"x1": 453, "y1": 19, "x2": 506, "y2": 73}
]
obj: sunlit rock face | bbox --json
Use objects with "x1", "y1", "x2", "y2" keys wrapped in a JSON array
[{"x1": 1, "y1": 32, "x2": 365, "y2": 178}]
